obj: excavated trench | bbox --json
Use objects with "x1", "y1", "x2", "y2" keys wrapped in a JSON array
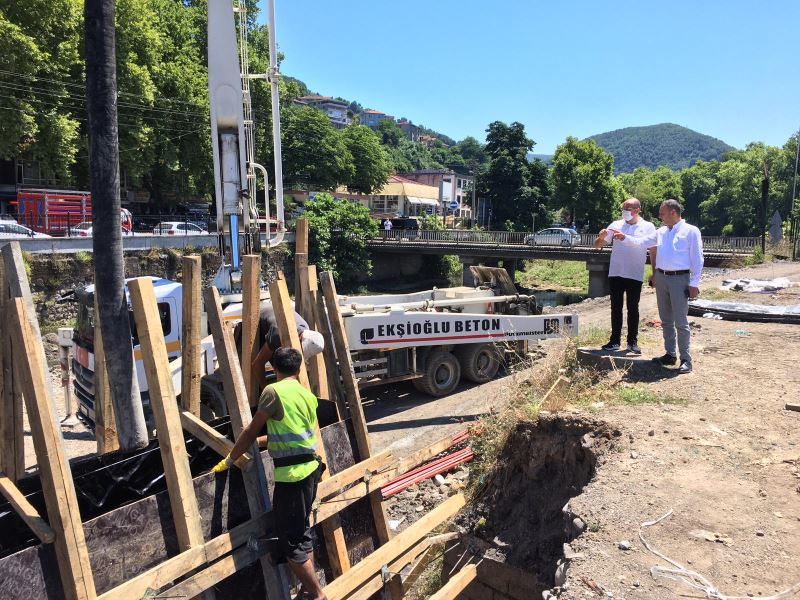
[{"x1": 450, "y1": 414, "x2": 619, "y2": 598}]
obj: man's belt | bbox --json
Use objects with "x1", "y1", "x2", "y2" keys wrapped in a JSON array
[
  {"x1": 272, "y1": 453, "x2": 319, "y2": 468},
  {"x1": 656, "y1": 268, "x2": 690, "y2": 276}
]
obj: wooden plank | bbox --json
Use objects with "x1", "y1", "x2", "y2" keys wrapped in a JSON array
[
  {"x1": 128, "y1": 278, "x2": 205, "y2": 554},
  {"x1": 205, "y1": 286, "x2": 290, "y2": 600},
  {"x1": 397, "y1": 429, "x2": 468, "y2": 474},
  {"x1": 310, "y1": 265, "x2": 347, "y2": 417},
  {"x1": 305, "y1": 265, "x2": 330, "y2": 402},
  {"x1": 315, "y1": 467, "x2": 397, "y2": 523},
  {"x1": 10, "y1": 298, "x2": 97, "y2": 600},
  {"x1": 0, "y1": 471, "x2": 55, "y2": 544},
  {"x1": 180, "y1": 410, "x2": 251, "y2": 467},
  {"x1": 429, "y1": 564, "x2": 477, "y2": 600},
  {"x1": 241, "y1": 255, "x2": 261, "y2": 406},
  {"x1": 322, "y1": 493, "x2": 466, "y2": 600},
  {"x1": 268, "y1": 272, "x2": 351, "y2": 576},
  {"x1": 159, "y1": 543, "x2": 262, "y2": 600},
  {"x1": 403, "y1": 545, "x2": 434, "y2": 593},
  {"x1": 317, "y1": 450, "x2": 393, "y2": 499},
  {"x1": 0, "y1": 256, "x2": 24, "y2": 480},
  {"x1": 93, "y1": 296, "x2": 119, "y2": 455},
  {"x1": 97, "y1": 512, "x2": 268, "y2": 600},
  {"x1": 294, "y1": 217, "x2": 309, "y2": 302},
  {"x1": 348, "y1": 539, "x2": 431, "y2": 600},
  {"x1": 181, "y1": 255, "x2": 203, "y2": 416},
  {"x1": 786, "y1": 403, "x2": 800, "y2": 412},
  {"x1": 319, "y1": 270, "x2": 393, "y2": 545}
]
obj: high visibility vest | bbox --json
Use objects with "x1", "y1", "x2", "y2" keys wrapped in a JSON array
[{"x1": 267, "y1": 378, "x2": 319, "y2": 483}]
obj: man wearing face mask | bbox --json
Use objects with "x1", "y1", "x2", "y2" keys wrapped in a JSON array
[{"x1": 594, "y1": 198, "x2": 656, "y2": 354}]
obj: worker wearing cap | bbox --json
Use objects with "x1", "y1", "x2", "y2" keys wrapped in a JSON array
[
  {"x1": 235, "y1": 301, "x2": 325, "y2": 390},
  {"x1": 212, "y1": 346, "x2": 327, "y2": 600}
]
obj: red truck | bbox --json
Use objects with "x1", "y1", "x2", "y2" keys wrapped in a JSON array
[{"x1": 12, "y1": 189, "x2": 133, "y2": 236}]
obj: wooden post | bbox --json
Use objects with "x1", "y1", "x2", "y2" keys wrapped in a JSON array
[
  {"x1": 319, "y1": 271, "x2": 393, "y2": 545},
  {"x1": 204, "y1": 286, "x2": 290, "y2": 600},
  {"x1": 93, "y1": 296, "x2": 119, "y2": 454},
  {"x1": 181, "y1": 256, "x2": 202, "y2": 417},
  {"x1": 128, "y1": 278, "x2": 205, "y2": 554},
  {"x1": 311, "y1": 266, "x2": 347, "y2": 418},
  {"x1": 304, "y1": 265, "x2": 330, "y2": 402},
  {"x1": 10, "y1": 298, "x2": 97, "y2": 600},
  {"x1": 0, "y1": 254, "x2": 24, "y2": 480},
  {"x1": 241, "y1": 255, "x2": 261, "y2": 405},
  {"x1": 294, "y1": 217, "x2": 309, "y2": 303},
  {"x1": 0, "y1": 471, "x2": 56, "y2": 543},
  {"x1": 268, "y1": 273, "x2": 352, "y2": 576}
]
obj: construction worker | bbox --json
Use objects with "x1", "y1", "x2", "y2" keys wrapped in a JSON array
[
  {"x1": 212, "y1": 347, "x2": 327, "y2": 600},
  {"x1": 234, "y1": 301, "x2": 324, "y2": 390}
]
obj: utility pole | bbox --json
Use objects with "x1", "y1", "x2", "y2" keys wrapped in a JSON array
[
  {"x1": 85, "y1": 0, "x2": 148, "y2": 449},
  {"x1": 761, "y1": 160, "x2": 769, "y2": 255},
  {"x1": 791, "y1": 129, "x2": 799, "y2": 240}
]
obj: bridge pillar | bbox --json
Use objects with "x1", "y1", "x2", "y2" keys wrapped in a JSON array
[
  {"x1": 586, "y1": 260, "x2": 610, "y2": 298},
  {"x1": 460, "y1": 257, "x2": 478, "y2": 286},
  {"x1": 501, "y1": 259, "x2": 518, "y2": 283}
]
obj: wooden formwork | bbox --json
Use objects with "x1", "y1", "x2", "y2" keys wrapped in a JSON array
[{"x1": 0, "y1": 242, "x2": 468, "y2": 600}]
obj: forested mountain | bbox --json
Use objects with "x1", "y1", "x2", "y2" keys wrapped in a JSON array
[{"x1": 589, "y1": 123, "x2": 735, "y2": 173}]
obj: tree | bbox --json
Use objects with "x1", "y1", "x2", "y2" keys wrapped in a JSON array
[
  {"x1": 304, "y1": 194, "x2": 378, "y2": 290},
  {"x1": 377, "y1": 119, "x2": 404, "y2": 147},
  {"x1": 281, "y1": 105, "x2": 354, "y2": 190},
  {"x1": 479, "y1": 121, "x2": 547, "y2": 230},
  {"x1": 341, "y1": 125, "x2": 391, "y2": 194},
  {"x1": 85, "y1": 0, "x2": 147, "y2": 450},
  {"x1": 680, "y1": 160, "x2": 720, "y2": 225},
  {"x1": 551, "y1": 136, "x2": 622, "y2": 229},
  {"x1": 618, "y1": 165, "x2": 682, "y2": 221}
]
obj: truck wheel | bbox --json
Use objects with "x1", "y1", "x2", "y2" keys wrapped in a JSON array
[
  {"x1": 412, "y1": 350, "x2": 461, "y2": 397},
  {"x1": 455, "y1": 343, "x2": 501, "y2": 383},
  {"x1": 200, "y1": 376, "x2": 227, "y2": 421}
]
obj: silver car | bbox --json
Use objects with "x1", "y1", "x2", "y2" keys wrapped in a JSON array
[
  {"x1": 0, "y1": 222, "x2": 51, "y2": 238},
  {"x1": 524, "y1": 227, "x2": 579, "y2": 247}
]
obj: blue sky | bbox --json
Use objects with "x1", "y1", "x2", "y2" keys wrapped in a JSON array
[{"x1": 264, "y1": 0, "x2": 799, "y2": 154}]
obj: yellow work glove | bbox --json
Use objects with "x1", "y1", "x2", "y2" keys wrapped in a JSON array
[{"x1": 212, "y1": 454, "x2": 234, "y2": 473}]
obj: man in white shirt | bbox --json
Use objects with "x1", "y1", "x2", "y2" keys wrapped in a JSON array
[
  {"x1": 383, "y1": 218, "x2": 393, "y2": 232},
  {"x1": 613, "y1": 199, "x2": 703, "y2": 374},
  {"x1": 594, "y1": 198, "x2": 656, "y2": 355}
]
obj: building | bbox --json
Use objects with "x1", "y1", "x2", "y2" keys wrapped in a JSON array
[
  {"x1": 396, "y1": 119, "x2": 421, "y2": 142},
  {"x1": 295, "y1": 95, "x2": 352, "y2": 129},
  {"x1": 360, "y1": 109, "x2": 395, "y2": 130},
  {"x1": 397, "y1": 170, "x2": 474, "y2": 219}
]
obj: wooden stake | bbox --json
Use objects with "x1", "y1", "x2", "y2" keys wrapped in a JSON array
[
  {"x1": 0, "y1": 471, "x2": 56, "y2": 543},
  {"x1": 10, "y1": 298, "x2": 96, "y2": 600},
  {"x1": 319, "y1": 271, "x2": 393, "y2": 545},
  {"x1": 428, "y1": 564, "x2": 477, "y2": 600},
  {"x1": 0, "y1": 254, "x2": 24, "y2": 480},
  {"x1": 241, "y1": 255, "x2": 261, "y2": 405},
  {"x1": 180, "y1": 410, "x2": 251, "y2": 467},
  {"x1": 294, "y1": 217, "x2": 309, "y2": 302},
  {"x1": 322, "y1": 493, "x2": 466, "y2": 600},
  {"x1": 311, "y1": 266, "x2": 347, "y2": 417},
  {"x1": 181, "y1": 256, "x2": 202, "y2": 417},
  {"x1": 93, "y1": 296, "x2": 118, "y2": 454},
  {"x1": 205, "y1": 286, "x2": 290, "y2": 600},
  {"x1": 129, "y1": 278, "x2": 205, "y2": 555},
  {"x1": 268, "y1": 273, "x2": 351, "y2": 575}
]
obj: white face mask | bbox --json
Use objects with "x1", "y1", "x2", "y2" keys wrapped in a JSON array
[{"x1": 622, "y1": 210, "x2": 634, "y2": 222}]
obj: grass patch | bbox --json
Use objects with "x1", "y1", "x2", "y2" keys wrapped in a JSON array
[
  {"x1": 516, "y1": 260, "x2": 588, "y2": 292},
  {"x1": 576, "y1": 326, "x2": 610, "y2": 347},
  {"x1": 614, "y1": 385, "x2": 683, "y2": 406},
  {"x1": 700, "y1": 288, "x2": 739, "y2": 301}
]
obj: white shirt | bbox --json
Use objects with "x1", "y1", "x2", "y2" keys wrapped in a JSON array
[
  {"x1": 383, "y1": 220, "x2": 392, "y2": 230},
  {"x1": 652, "y1": 220, "x2": 704, "y2": 287},
  {"x1": 619, "y1": 219, "x2": 704, "y2": 287},
  {"x1": 605, "y1": 218, "x2": 656, "y2": 282}
]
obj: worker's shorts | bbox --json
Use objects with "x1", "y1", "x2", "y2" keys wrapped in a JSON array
[{"x1": 273, "y1": 462, "x2": 324, "y2": 564}]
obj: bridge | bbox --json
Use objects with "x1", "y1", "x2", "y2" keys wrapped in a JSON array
[{"x1": 367, "y1": 230, "x2": 759, "y2": 297}]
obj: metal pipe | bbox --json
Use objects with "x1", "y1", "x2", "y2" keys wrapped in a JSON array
[
  {"x1": 346, "y1": 294, "x2": 530, "y2": 313},
  {"x1": 252, "y1": 161, "x2": 285, "y2": 247},
  {"x1": 267, "y1": 0, "x2": 286, "y2": 249}
]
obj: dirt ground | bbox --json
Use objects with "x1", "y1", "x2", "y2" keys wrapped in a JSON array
[{"x1": 552, "y1": 260, "x2": 800, "y2": 599}]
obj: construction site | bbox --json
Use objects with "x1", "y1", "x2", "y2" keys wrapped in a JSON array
[{"x1": 2, "y1": 1, "x2": 800, "y2": 600}]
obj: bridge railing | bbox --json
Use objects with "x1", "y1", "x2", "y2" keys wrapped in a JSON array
[{"x1": 701, "y1": 236, "x2": 760, "y2": 253}]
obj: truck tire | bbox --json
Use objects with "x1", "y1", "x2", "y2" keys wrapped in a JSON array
[
  {"x1": 412, "y1": 350, "x2": 461, "y2": 397},
  {"x1": 200, "y1": 376, "x2": 227, "y2": 421},
  {"x1": 455, "y1": 343, "x2": 501, "y2": 383}
]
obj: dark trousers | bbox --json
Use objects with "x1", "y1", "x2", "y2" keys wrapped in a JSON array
[{"x1": 609, "y1": 276, "x2": 643, "y2": 346}]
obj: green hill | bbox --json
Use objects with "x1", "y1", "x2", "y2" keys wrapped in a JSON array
[{"x1": 588, "y1": 123, "x2": 735, "y2": 173}]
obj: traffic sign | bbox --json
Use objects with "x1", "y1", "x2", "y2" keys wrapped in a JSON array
[{"x1": 449, "y1": 200, "x2": 459, "y2": 210}]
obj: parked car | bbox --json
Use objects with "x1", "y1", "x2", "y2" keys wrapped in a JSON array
[
  {"x1": 152, "y1": 221, "x2": 210, "y2": 235},
  {"x1": 524, "y1": 227, "x2": 579, "y2": 247},
  {"x1": 68, "y1": 221, "x2": 136, "y2": 237},
  {"x1": 0, "y1": 222, "x2": 52, "y2": 238}
]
